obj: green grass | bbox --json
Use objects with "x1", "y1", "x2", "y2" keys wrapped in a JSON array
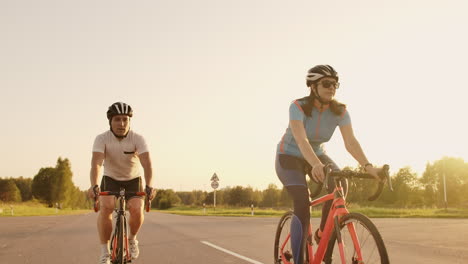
[
  {"x1": 2, "y1": 202, "x2": 468, "y2": 218},
  {"x1": 0, "y1": 201, "x2": 89, "y2": 217},
  {"x1": 155, "y1": 205, "x2": 468, "y2": 218},
  {"x1": 350, "y1": 206, "x2": 468, "y2": 218},
  {"x1": 155, "y1": 206, "x2": 287, "y2": 217}
]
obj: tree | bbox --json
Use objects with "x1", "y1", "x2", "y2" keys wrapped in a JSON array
[
  {"x1": 421, "y1": 157, "x2": 468, "y2": 207},
  {"x1": 252, "y1": 189, "x2": 263, "y2": 207},
  {"x1": 261, "y1": 184, "x2": 280, "y2": 207},
  {"x1": 205, "y1": 189, "x2": 225, "y2": 206},
  {"x1": 178, "y1": 191, "x2": 196, "y2": 205},
  {"x1": 192, "y1": 190, "x2": 207, "y2": 206},
  {"x1": 153, "y1": 189, "x2": 181, "y2": 209},
  {"x1": 51, "y1": 158, "x2": 74, "y2": 207},
  {"x1": 225, "y1": 186, "x2": 253, "y2": 206},
  {"x1": 13, "y1": 177, "x2": 33, "y2": 201},
  {"x1": 32, "y1": 167, "x2": 55, "y2": 205},
  {"x1": 278, "y1": 186, "x2": 292, "y2": 207},
  {"x1": 390, "y1": 167, "x2": 421, "y2": 207},
  {"x1": 0, "y1": 179, "x2": 22, "y2": 202},
  {"x1": 31, "y1": 157, "x2": 83, "y2": 208}
]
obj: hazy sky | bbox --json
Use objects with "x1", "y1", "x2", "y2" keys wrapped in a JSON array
[{"x1": 2, "y1": 0, "x2": 467, "y2": 192}]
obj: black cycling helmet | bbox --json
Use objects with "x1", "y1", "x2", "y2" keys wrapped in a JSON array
[
  {"x1": 306, "y1": 65, "x2": 339, "y2": 87},
  {"x1": 107, "y1": 102, "x2": 133, "y2": 121}
]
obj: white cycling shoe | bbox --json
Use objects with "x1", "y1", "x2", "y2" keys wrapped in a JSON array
[{"x1": 129, "y1": 239, "x2": 140, "y2": 259}]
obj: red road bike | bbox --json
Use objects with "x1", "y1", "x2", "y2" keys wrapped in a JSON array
[
  {"x1": 94, "y1": 188, "x2": 150, "y2": 264},
  {"x1": 274, "y1": 164, "x2": 393, "y2": 264}
]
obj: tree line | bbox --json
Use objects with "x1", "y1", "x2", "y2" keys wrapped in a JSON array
[
  {"x1": 152, "y1": 156, "x2": 468, "y2": 209},
  {"x1": 1, "y1": 156, "x2": 467, "y2": 210},
  {"x1": 0, "y1": 157, "x2": 91, "y2": 209}
]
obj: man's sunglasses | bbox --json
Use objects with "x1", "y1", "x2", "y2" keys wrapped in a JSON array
[{"x1": 320, "y1": 80, "x2": 340, "y2": 89}]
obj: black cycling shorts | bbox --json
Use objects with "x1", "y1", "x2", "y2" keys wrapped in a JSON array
[{"x1": 100, "y1": 176, "x2": 143, "y2": 200}]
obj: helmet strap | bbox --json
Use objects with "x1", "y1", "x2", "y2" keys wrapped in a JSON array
[
  {"x1": 110, "y1": 126, "x2": 129, "y2": 139},
  {"x1": 311, "y1": 86, "x2": 330, "y2": 108}
]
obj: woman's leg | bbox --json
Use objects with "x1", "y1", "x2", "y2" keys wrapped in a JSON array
[
  {"x1": 285, "y1": 185, "x2": 310, "y2": 264},
  {"x1": 275, "y1": 154, "x2": 309, "y2": 263}
]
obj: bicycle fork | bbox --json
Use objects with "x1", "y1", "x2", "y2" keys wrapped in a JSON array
[
  {"x1": 335, "y1": 216, "x2": 365, "y2": 264},
  {"x1": 334, "y1": 216, "x2": 347, "y2": 264},
  {"x1": 347, "y1": 221, "x2": 364, "y2": 264},
  {"x1": 123, "y1": 216, "x2": 131, "y2": 262}
]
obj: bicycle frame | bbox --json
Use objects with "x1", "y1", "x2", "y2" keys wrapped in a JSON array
[
  {"x1": 279, "y1": 181, "x2": 361, "y2": 264},
  {"x1": 110, "y1": 190, "x2": 131, "y2": 263}
]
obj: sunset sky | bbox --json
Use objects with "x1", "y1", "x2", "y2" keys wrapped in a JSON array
[{"x1": 2, "y1": 0, "x2": 467, "y2": 192}]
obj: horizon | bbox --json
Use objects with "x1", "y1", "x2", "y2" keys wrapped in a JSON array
[{"x1": 2, "y1": 154, "x2": 461, "y2": 192}]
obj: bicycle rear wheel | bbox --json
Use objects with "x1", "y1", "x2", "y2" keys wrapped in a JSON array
[
  {"x1": 274, "y1": 211, "x2": 309, "y2": 264},
  {"x1": 324, "y1": 213, "x2": 389, "y2": 264}
]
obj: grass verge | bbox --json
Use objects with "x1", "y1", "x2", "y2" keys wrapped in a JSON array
[
  {"x1": 2, "y1": 202, "x2": 467, "y2": 218},
  {"x1": 155, "y1": 205, "x2": 468, "y2": 218},
  {"x1": 0, "y1": 201, "x2": 89, "y2": 217}
]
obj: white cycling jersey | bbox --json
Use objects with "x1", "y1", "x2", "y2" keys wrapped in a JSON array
[{"x1": 92, "y1": 130, "x2": 149, "y2": 181}]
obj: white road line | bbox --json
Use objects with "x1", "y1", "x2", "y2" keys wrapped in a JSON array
[{"x1": 200, "y1": 241, "x2": 264, "y2": 264}]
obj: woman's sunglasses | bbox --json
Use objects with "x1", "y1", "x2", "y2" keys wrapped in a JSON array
[{"x1": 320, "y1": 80, "x2": 340, "y2": 89}]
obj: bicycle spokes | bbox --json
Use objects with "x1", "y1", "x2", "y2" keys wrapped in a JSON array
[
  {"x1": 111, "y1": 235, "x2": 118, "y2": 261},
  {"x1": 328, "y1": 213, "x2": 388, "y2": 264}
]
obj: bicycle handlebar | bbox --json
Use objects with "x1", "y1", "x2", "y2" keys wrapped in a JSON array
[
  {"x1": 93, "y1": 190, "x2": 151, "y2": 212},
  {"x1": 99, "y1": 191, "x2": 146, "y2": 196},
  {"x1": 308, "y1": 164, "x2": 393, "y2": 201}
]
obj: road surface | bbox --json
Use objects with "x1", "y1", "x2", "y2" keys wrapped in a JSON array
[{"x1": 1, "y1": 212, "x2": 467, "y2": 263}]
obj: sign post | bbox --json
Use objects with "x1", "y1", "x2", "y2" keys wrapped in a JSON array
[
  {"x1": 210, "y1": 173, "x2": 219, "y2": 211},
  {"x1": 443, "y1": 160, "x2": 448, "y2": 211}
]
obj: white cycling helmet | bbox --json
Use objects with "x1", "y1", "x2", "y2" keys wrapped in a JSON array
[
  {"x1": 306, "y1": 65, "x2": 339, "y2": 86},
  {"x1": 106, "y1": 102, "x2": 133, "y2": 120}
]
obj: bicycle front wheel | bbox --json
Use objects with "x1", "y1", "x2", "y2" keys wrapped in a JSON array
[
  {"x1": 110, "y1": 214, "x2": 126, "y2": 264},
  {"x1": 117, "y1": 214, "x2": 125, "y2": 264},
  {"x1": 274, "y1": 211, "x2": 308, "y2": 264},
  {"x1": 324, "y1": 213, "x2": 389, "y2": 264}
]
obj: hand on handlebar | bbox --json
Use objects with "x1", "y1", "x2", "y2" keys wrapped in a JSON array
[
  {"x1": 145, "y1": 185, "x2": 156, "y2": 201},
  {"x1": 365, "y1": 167, "x2": 384, "y2": 182},
  {"x1": 88, "y1": 185, "x2": 100, "y2": 199},
  {"x1": 311, "y1": 163, "x2": 325, "y2": 183}
]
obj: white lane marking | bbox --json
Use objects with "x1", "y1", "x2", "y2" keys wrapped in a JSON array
[{"x1": 201, "y1": 241, "x2": 264, "y2": 264}]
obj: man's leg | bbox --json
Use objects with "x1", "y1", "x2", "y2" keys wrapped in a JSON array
[
  {"x1": 128, "y1": 198, "x2": 144, "y2": 237},
  {"x1": 127, "y1": 198, "x2": 144, "y2": 259},
  {"x1": 97, "y1": 196, "x2": 115, "y2": 263}
]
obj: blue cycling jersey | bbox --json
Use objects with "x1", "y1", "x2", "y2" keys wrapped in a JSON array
[{"x1": 276, "y1": 98, "x2": 351, "y2": 157}]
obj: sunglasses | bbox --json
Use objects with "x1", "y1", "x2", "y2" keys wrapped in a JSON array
[{"x1": 320, "y1": 80, "x2": 340, "y2": 89}]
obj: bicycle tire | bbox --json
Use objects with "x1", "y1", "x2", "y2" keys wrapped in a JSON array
[
  {"x1": 323, "y1": 213, "x2": 389, "y2": 264},
  {"x1": 117, "y1": 213, "x2": 125, "y2": 264},
  {"x1": 274, "y1": 211, "x2": 308, "y2": 264}
]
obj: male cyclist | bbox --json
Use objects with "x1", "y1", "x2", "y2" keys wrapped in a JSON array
[{"x1": 88, "y1": 102, "x2": 155, "y2": 264}]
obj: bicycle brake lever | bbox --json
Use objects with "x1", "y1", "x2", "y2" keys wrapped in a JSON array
[{"x1": 323, "y1": 164, "x2": 333, "y2": 190}]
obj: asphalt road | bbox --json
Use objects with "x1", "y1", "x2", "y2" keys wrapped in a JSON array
[{"x1": 1, "y1": 212, "x2": 467, "y2": 263}]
